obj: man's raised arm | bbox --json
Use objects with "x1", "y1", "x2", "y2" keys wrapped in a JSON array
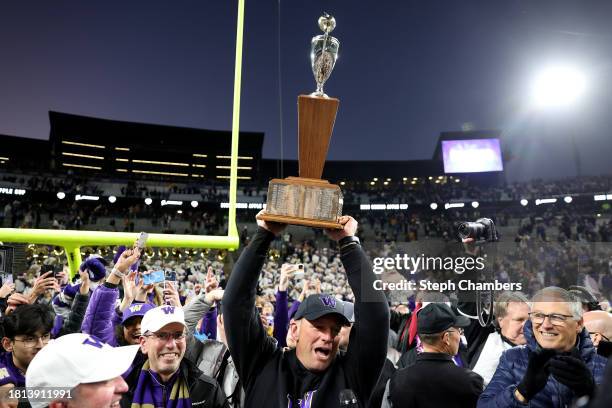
[
  {"x1": 326, "y1": 216, "x2": 390, "y2": 402},
  {"x1": 223, "y1": 212, "x2": 286, "y2": 384}
]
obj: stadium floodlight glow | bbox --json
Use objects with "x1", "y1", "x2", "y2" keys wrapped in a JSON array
[
  {"x1": 535, "y1": 198, "x2": 557, "y2": 206},
  {"x1": 75, "y1": 195, "x2": 99, "y2": 201},
  {"x1": 563, "y1": 196, "x2": 573, "y2": 204},
  {"x1": 371, "y1": 204, "x2": 386, "y2": 210},
  {"x1": 360, "y1": 204, "x2": 371, "y2": 210},
  {"x1": 471, "y1": 201, "x2": 479, "y2": 208},
  {"x1": 190, "y1": 200, "x2": 199, "y2": 208},
  {"x1": 445, "y1": 203, "x2": 465, "y2": 210},
  {"x1": 430, "y1": 203, "x2": 438, "y2": 210},
  {"x1": 57, "y1": 192, "x2": 66, "y2": 200},
  {"x1": 161, "y1": 200, "x2": 183, "y2": 207},
  {"x1": 177, "y1": 210, "x2": 183, "y2": 214},
  {"x1": 144, "y1": 198, "x2": 153, "y2": 206},
  {"x1": 530, "y1": 64, "x2": 587, "y2": 109},
  {"x1": 594, "y1": 194, "x2": 612, "y2": 201},
  {"x1": 370, "y1": 181, "x2": 375, "y2": 186},
  {"x1": 520, "y1": 199, "x2": 529, "y2": 206},
  {"x1": 108, "y1": 196, "x2": 117, "y2": 203},
  {"x1": 383, "y1": 181, "x2": 389, "y2": 186}
]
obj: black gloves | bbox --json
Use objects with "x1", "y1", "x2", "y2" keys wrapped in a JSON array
[
  {"x1": 517, "y1": 348, "x2": 556, "y2": 401},
  {"x1": 597, "y1": 340, "x2": 612, "y2": 358},
  {"x1": 549, "y1": 355, "x2": 595, "y2": 398}
]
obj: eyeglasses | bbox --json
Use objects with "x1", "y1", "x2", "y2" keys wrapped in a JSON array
[
  {"x1": 529, "y1": 312, "x2": 574, "y2": 325},
  {"x1": 589, "y1": 332, "x2": 610, "y2": 342},
  {"x1": 446, "y1": 328, "x2": 464, "y2": 336},
  {"x1": 13, "y1": 333, "x2": 51, "y2": 348},
  {"x1": 145, "y1": 331, "x2": 186, "y2": 342}
]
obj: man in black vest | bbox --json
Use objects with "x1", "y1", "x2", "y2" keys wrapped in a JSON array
[{"x1": 388, "y1": 303, "x2": 484, "y2": 408}]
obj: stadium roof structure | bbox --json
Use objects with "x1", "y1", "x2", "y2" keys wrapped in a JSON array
[{"x1": 49, "y1": 111, "x2": 263, "y2": 181}]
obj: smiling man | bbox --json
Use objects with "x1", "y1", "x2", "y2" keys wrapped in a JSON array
[
  {"x1": 478, "y1": 287, "x2": 608, "y2": 408},
  {"x1": 223, "y1": 213, "x2": 389, "y2": 407},
  {"x1": 120, "y1": 305, "x2": 228, "y2": 408}
]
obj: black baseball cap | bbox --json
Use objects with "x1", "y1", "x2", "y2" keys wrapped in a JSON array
[
  {"x1": 417, "y1": 303, "x2": 470, "y2": 334},
  {"x1": 294, "y1": 294, "x2": 350, "y2": 326}
]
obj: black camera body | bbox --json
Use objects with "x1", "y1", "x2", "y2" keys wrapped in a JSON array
[{"x1": 457, "y1": 218, "x2": 499, "y2": 242}]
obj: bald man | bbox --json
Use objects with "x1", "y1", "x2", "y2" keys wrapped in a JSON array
[{"x1": 584, "y1": 311, "x2": 612, "y2": 349}]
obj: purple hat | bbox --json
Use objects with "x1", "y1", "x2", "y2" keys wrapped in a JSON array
[
  {"x1": 80, "y1": 256, "x2": 108, "y2": 282},
  {"x1": 122, "y1": 302, "x2": 155, "y2": 325}
]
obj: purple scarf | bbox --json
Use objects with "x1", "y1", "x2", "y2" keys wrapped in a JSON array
[{"x1": 130, "y1": 360, "x2": 191, "y2": 408}]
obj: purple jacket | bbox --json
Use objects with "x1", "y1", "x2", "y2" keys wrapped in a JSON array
[
  {"x1": 0, "y1": 351, "x2": 24, "y2": 387},
  {"x1": 81, "y1": 283, "x2": 120, "y2": 347}
]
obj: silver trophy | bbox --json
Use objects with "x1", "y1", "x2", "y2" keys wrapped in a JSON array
[{"x1": 311, "y1": 13, "x2": 339, "y2": 97}]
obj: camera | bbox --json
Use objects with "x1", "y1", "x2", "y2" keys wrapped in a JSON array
[{"x1": 457, "y1": 218, "x2": 499, "y2": 242}]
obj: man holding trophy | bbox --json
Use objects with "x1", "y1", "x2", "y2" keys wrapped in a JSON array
[{"x1": 224, "y1": 15, "x2": 389, "y2": 407}]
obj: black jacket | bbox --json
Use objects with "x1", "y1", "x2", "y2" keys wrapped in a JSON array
[
  {"x1": 223, "y1": 228, "x2": 390, "y2": 408},
  {"x1": 121, "y1": 351, "x2": 228, "y2": 408},
  {"x1": 389, "y1": 352, "x2": 483, "y2": 408}
]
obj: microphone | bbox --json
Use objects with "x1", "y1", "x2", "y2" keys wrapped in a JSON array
[{"x1": 339, "y1": 389, "x2": 358, "y2": 407}]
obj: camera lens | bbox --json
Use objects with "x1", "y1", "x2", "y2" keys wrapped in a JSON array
[{"x1": 458, "y1": 222, "x2": 485, "y2": 240}]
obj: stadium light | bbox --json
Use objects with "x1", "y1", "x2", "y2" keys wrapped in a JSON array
[
  {"x1": 190, "y1": 200, "x2": 199, "y2": 208},
  {"x1": 563, "y1": 196, "x2": 573, "y2": 204},
  {"x1": 57, "y1": 192, "x2": 66, "y2": 200},
  {"x1": 530, "y1": 64, "x2": 587, "y2": 109},
  {"x1": 535, "y1": 198, "x2": 557, "y2": 206},
  {"x1": 75, "y1": 195, "x2": 99, "y2": 201},
  {"x1": 520, "y1": 199, "x2": 529, "y2": 206},
  {"x1": 445, "y1": 203, "x2": 464, "y2": 210},
  {"x1": 177, "y1": 210, "x2": 183, "y2": 214},
  {"x1": 471, "y1": 201, "x2": 479, "y2": 208},
  {"x1": 108, "y1": 196, "x2": 117, "y2": 203},
  {"x1": 430, "y1": 203, "x2": 438, "y2": 210},
  {"x1": 144, "y1": 198, "x2": 153, "y2": 206},
  {"x1": 161, "y1": 200, "x2": 183, "y2": 207}
]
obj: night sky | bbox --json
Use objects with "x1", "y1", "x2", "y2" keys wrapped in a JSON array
[{"x1": 1, "y1": 1, "x2": 612, "y2": 181}]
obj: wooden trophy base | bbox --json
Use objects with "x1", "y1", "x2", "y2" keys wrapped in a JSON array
[{"x1": 257, "y1": 177, "x2": 343, "y2": 229}]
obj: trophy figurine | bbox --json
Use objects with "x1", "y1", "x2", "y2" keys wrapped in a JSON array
[{"x1": 257, "y1": 13, "x2": 343, "y2": 229}]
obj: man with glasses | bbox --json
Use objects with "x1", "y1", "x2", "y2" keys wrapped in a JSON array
[
  {"x1": 387, "y1": 303, "x2": 483, "y2": 407},
  {"x1": 0, "y1": 304, "x2": 54, "y2": 392},
  {"x1": 120, "y1": 305, "x2": 228, "y2": 407},
  {"x1": 478, "y1": 287, "x2": 607, "y2": 408}
]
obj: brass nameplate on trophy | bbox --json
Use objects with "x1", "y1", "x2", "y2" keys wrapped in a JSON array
[{"x1": 263, "y1": 177, "x2": 343, "y2": 229}]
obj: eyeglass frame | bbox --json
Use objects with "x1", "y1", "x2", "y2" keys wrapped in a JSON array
[
  {"x1": 529, "y1": 312, "x2": 575, "y2": 325},
  {"x1": 144, "y1": 330, "x2": 187, "y2": 342},
  {"x1": 12, "y1": 333, "x2": 52, "y2": 348},
  {"x1": 588, "y1": 331, "x2": 610, "y2": 342}
]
